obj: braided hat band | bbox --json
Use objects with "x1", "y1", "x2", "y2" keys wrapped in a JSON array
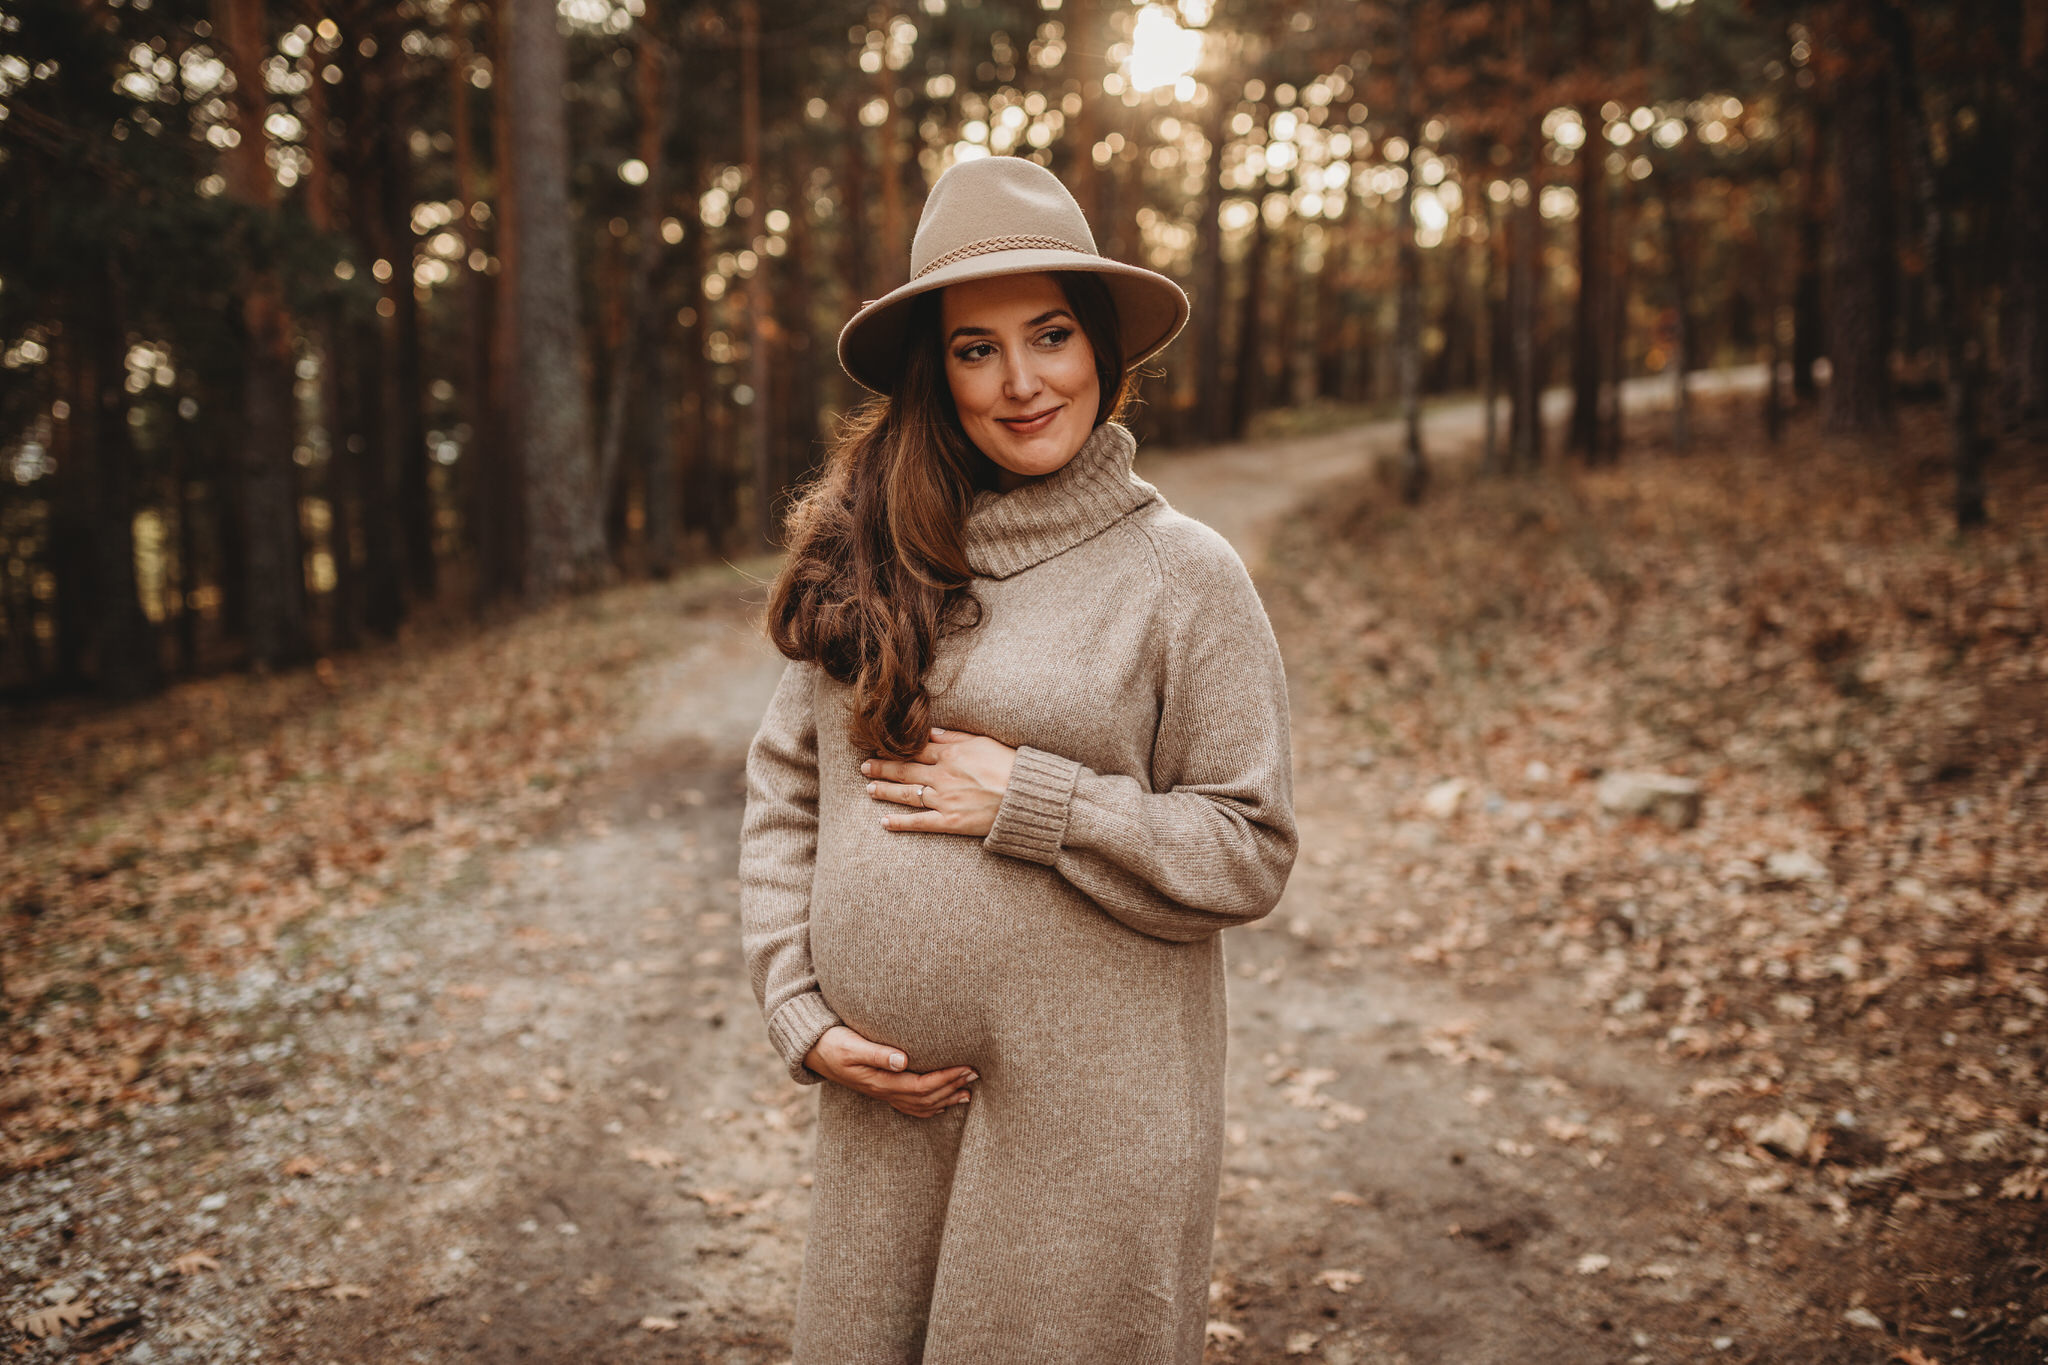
[{"x1": 912, "y1": 235, "x2": 1090, "y2": 280}]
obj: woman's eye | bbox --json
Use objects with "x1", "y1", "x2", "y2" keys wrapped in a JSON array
[
  {"x1": 955, "y1": 343, "x2": 993, "y2": 362},
  {"x1": 1036, "y1": 328, "x2": 1071, "y2": 347}
]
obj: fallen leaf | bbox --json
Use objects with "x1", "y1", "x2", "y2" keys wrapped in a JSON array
[
  {"x1": 1205, "y1": 1320, "x2": 1245, "y2": 1345},
  {"x1": 12, "y1": 1299, "x2": 92, "y2": 1339},
  {"x1": 1313, "y1": 1268, "x2": 1364, "y2": 1293},
  {"x1": 628, "y1": 1146, "x2": 681, "y2": 1171},
  {"x1": 1635, "y1": 1262, "x2": 1678, "y2": 1281},
  {"x1": 324, "y1": 1283, "x2": 372, "y2": 1301},
  {"x1": 639, "y1": 1315, "x2": 681, "y2": 1332},
  {"x1": 2000, "y1": 1166, "x2": 2045, "y2": 1200},
  {"x1": 172, "y1": 1250, "x2": 221, "y2": 1276},
  {"x1": 280, "y1": 1154, "x2": 321, "y2": 1178},
  {"x1": 1327, "y1": 1190, "x2": 1366, "y2": 1207},
  {"x1": 278, "y1": 1276, "x2": 335, "y2": 1293},
  {"x1": 1575, "y1": 1253, "x2": 1612, "y2": 1275},
  {"x1": 1284, "y1": 1328, "x2": 1320, "y2": 1355}
]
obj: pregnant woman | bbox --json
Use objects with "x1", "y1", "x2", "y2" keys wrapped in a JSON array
[{"x1": 739, "y1": 154, "x2": 1297, "y2": 1363}]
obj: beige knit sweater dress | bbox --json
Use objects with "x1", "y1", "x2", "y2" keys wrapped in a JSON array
[{"x1": 739, "y1": 420, "x2": 1297, "y2": 1364}]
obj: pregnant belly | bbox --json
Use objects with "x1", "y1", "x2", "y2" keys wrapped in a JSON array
[{"x1": 809, "y1": 828, "x2": 1134, "y2": 1072}]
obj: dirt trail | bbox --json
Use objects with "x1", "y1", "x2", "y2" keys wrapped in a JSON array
[{"x1": 14, "y1": 381, "x2": 1822, "y2": 1364}]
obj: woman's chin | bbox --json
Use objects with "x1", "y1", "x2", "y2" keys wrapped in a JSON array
[{"x1": 980, "y1": 419, "x2": 1086, "y2": 481}]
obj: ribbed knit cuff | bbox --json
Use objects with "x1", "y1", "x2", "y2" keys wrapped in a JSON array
[
  {"x1": 767, "y1": 990, "x2": 841, "y2": 1086},
  {"x1": 984, "y1": 745, "x2": 1082, "y2": 866}
]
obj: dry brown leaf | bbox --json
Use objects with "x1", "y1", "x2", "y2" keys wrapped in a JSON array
[
  {"x1": 1284, "y1": 1328, "x2": 1320, "y2": 1355},
  {"x1": 172, "y1": 1250, "x2": 221, "y2": 1276},
  {"x1": 639, "y1": 1316, "x2": 681, "y2": 1332},
  {"x1": 12, "y1": 1299, "x2": 92, "y2": 1339},
  {"x1": 278, "y1": 1276, "x2": 334, "y2": 1293},
  {"x1": 323, "y1": 1283, "x2": 372, "y2": 1301},
  {"x1": 2000, "y1": 1167, "x2": 2046, "y2": 1200},
  {"x1": 280, "y1": 1154, "x2": 321, "y2": 1178},
  {"x1": 627, "y1": 1146, "x2": 681, "y2": 1171},
  {"x1": 1205, "y1": 1320, "x2": 1245, "y2": 1345},
  {"x1": 1327, "y1": 1190, "x2": 1366, "y2": 1207},
  {"x1": 1313, "y1": 1268, "x2": 1364, "y2": 1293}
]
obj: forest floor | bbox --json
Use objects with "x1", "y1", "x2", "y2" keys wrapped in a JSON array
[{"x1": 4, "y1": 381, "x2": 2045, "y2": 1364}]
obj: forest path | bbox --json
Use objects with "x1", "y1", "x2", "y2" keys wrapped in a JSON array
[{"x1": 69, "y1": 371, "x2": 1807, "y2": 1365}]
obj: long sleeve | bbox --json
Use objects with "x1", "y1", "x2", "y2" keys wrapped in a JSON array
[
  {"x1": 982, "y1": 522, "x2": 1297, "y2": 942},
  {"x1": 738, "y1": 659, "x2": 841, "y2": 1083}
]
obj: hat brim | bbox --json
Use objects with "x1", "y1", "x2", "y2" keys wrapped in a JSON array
[{"x1": 835, "y1": 249, "x2": 1192, "y2": 397}]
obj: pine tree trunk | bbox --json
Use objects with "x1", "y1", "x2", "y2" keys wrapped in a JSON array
[
  {"x1": 1793, "y1": 96, "x2": 1826, "y2": 403},
  {"x1": 451, "y1": 3, "x2": 509, "y2": 611},
  {"x1": 173, "y1": 424, "x2": 203, "y2": 673},
  {"x1": 74, "y1": 268, "x2": 161, "y2": 697},
  {"x1": 1822, "y1": 13, "x2": 1895, "y2": 434},
  {"x1": 303, "y1": 40, "x2": 359, "y2": 651},
  {"x1": 380, "y1": 113, "x2": 436, "y2": 600},
  {"x1": 779, "y1": 136, "x2": 823, "y2": 486},
  {"x1": 1227, "y1": 199, "x2": 1270, "y2": 441},
  {"x1": 217, "y1": 0, "x2": 311, "y2": 671},
  {"x1": 1878, "y1": 2, "x2": 1988, "y2": 527},
  {"x1": 504, "y1": 0, "x2": 604, "y2": 598},
  {"x1": 740, "y1": 0, "x2": 778, "y2": 546},
  {"x1": 677, "y1": 131, "x2": 725, "y2": 552},
  {"x1": 1567, "y1": 103, "x2": 1609, "y2": 458},
  {"x1": 1194, "y1": 94, "x2": 1230, "y2": 435},
  {"x1": 350, "y1": 312, "x2": 405, "y2": 638},
  {"x1": 1481, "y1": 196, "x2": 1501, "y2": 474},
  {"x1": 1600, "y1": 170, "x2": 1630, "y2": 463},
  {"x1": 599, "y1": 31, "x2": 675, "y2": 549},
  {"x1": 1394, "y1": 4, "x2": 1426, "y2": 504},
  {"x1": 1507, "y1": 187, "x2": 1542, "y2": 471},
  {"x1": 1659, "y1": 151, "x2": 1697, "y2": 453},
  {"x1": 2003, "y1": 0, "x2": 2048, "y2": 432},
  {"x1": 486, "y1": 0, "x2": 527, "y2": 595}
]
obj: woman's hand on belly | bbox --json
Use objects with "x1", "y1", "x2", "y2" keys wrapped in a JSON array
[
  {"x1": 863, "y1": 727, "x2": 1017, "y2": 838},
  {"x1": 805, "y1": 1024, "x2": 978, "y2": 1118}
]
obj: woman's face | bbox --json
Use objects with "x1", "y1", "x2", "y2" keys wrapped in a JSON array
[{"x1": 939, "y1": 272, "x2": 1101, "y2": 490}]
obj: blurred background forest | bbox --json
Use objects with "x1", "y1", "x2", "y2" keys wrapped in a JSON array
[{"x1": 1, "y1": 0, "x2": 2042, "y2": 698}]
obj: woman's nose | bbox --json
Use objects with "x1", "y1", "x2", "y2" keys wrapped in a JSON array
[{"x1": 1001, "y1": 353, "x2": 1042, "y2": 400}]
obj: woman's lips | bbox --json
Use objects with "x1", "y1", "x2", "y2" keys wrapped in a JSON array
[{"x1": 996, "y1": 406, "x2": 1061, "y2": 434}]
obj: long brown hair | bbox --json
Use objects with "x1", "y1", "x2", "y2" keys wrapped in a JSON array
[{"x1": 767, "y1": 271, "x2": 1135, "y2": 758}]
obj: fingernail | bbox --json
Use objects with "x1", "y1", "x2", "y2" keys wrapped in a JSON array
[
  {"x1": 866, "y1": 781, "x2": 877, "y2": 794},
  {"x1": 889, "y1": 1053, "x2": 906, "y2": 1070},
  {"x1": 931, "y1": 727, "x2": 944, "y2": 737},
  {"x1": 954, "y1": 1092, "x2": 970, "y2": 1104},
  {"x1": 966, "y1": 1072, "x2": 980, "y2": 1082},
  {"x1": 861, "y1": 760, "x2": 872, "y2": 775}
]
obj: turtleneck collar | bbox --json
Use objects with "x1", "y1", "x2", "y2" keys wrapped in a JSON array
[{"x1": 962, "y1": 420, "x2": 1159, "y2": 579}]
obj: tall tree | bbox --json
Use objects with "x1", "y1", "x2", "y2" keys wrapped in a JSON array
[
  {"x1": 1818, "y1": 4, "x2": 1895, "y2": 434},
  {"x1": 1391, "y1": 0, "x2": 1427, "y2": 503},
  {"x1": 504, "y1": 0, "x2": 605, "y2": 597},
  {"x1": 1877, "y1": 1, "x2": 1988, "y2": 527},
  {"x1": 2004, "y1": 0, "x2": 2048, "y2": 432},
  {"x1": 217, "y1": 0, "x2": 313, "y2": 669}
]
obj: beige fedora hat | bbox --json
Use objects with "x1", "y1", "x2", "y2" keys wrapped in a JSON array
[{"x1": 836, "y1": 154, "x2": 1191, "y2": 397}]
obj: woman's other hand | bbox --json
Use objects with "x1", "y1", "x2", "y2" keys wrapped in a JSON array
[
  {"x1": 804, "y1": 1024, "x2": 977, "y2": 1118},
  {"x1": 862, "y1": 727, "x2": 1017, "y2": 837}
]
